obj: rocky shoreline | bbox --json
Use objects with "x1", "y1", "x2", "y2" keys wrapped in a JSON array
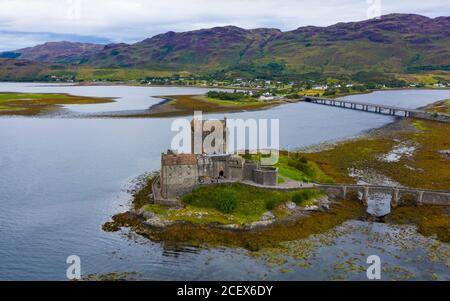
[
  {"x1": 102, "y1": 195, "x2": 368, "y2": 251},
  {"x1": 129, "y1": 194, "x2": 332, "y2": 231},
  {"x1": 103, "y1": 174, "x2": 336, "y2": 234}
]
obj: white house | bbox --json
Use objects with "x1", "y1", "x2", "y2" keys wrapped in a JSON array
[
  {"x1": 259, "y1": 92, "x2": 275, "y2": 101},
  {"x1": 312, "y1": 85, "x2": 328, "y2": 90}
]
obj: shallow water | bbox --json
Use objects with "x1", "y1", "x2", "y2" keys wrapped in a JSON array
[{"x1": 0, "y1": 83, "x2": 449, "y2": 280}]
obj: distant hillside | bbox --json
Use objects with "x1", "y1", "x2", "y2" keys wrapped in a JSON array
[
  {"x1": 1, "y1": 14, "x2": 449, "y2": 80},
  {"x1": 0, "y1": 59, "x2": 49, "y2": 81},
  {"x1": 82, "y1": 14, "x2": 450, "y2": 76},
  {"x1": 0, "y1": 41, "x2": 104, "y2": 64}
]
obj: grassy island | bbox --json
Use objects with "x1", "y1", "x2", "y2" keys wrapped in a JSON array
[
  {"x1": 145, "y1": 94, "x2": 280, "y2": 117},
  {"x1": 144, "y1": 184, "x2": 324, "y2": 225},
  {"x1": 0, "y1": 92, "x2": 113, "y2": 116}
]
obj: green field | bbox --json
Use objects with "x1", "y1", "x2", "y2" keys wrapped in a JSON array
[
  {"x1": 276, "y1": 155, "x2": 333, "y2": 183},
  {"x1": 238, "y1": 153, "x2": 335, "y2": 183}
]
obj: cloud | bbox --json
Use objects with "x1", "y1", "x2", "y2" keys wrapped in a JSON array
[
  {"x1": 0, "y1": 31, "x2": 111, "y2": 52},
  {"x1": 0, "y1": 0, "x2": 448, "y2": 51}
]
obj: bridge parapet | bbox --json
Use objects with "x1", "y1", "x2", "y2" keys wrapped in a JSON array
[{"x1": 315, "y1": 184, "x2": 450, "y2": 206}]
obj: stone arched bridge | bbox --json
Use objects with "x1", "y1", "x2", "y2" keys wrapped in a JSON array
[
  {"x1": 151, "y1": 172, "x2": 450, "y2": 207},
  {"x1": 314, "y1": 184, "x2": 450, "y2": 207}
]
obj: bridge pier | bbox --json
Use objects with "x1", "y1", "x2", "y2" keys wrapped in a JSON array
[
  {"x1": 363, "y1": 186, "x2": 369, "y2": 205},
  {"x1": 342, "y1": 186, "x2": 347, "y2": 199},
  {"x1": 392, "y1": 189, "x2": 400, "y2": 207},
  {"x1": 417, "y1": 191, "x2": 424, "y2": 206}
]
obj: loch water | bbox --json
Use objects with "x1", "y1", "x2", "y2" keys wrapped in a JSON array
[{"x1": 0, "y1": 83, "x2": 449, "y2": 280}]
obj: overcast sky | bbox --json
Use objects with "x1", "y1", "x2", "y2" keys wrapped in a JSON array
[{"x1": 0, "y1": 0, "x2": 448, "y2": 51}]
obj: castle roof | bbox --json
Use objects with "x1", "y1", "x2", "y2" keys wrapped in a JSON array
[{"x1": 161, "y1": 153, "x2": 197, "y2": 166}]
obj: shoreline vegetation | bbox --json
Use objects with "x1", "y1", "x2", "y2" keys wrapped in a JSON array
[
  {"x1": 0, "y1": 91, "x2": 283, "y2": 118},
  {"x1": 0, "y1": 87, "x2": 449, "y2": 117},
  {"x1": 428, "y1": 99, "x2": 450, "y2": 114},
  {"x1": 0, "y1": 92, "x2": 113, "y2": 116},
  {"x1": 304, "y1": 115, "x2": 450, "y2": 190},
  {"x1": 103, "y1": 177, "x2": 367, "y2": 251}
]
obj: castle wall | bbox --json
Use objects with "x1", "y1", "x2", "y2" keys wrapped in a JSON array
[
  {"x1": 197, "y1": 156, "x2": 214, "y2": 179},
  {"x1": 160, "y1": 153, "x2": 199, "y2": 199},
  {"x1": 160, "y1": 164, "x2": 198, "y2": 199},
  {"x1": 213, "y1": 159, "x2": 227, "y2": 178},
  {"x1": 228, "y1": 166, "x2": 243, "y2": 179},
  {"x1": 254, "y1": 167, "x2": 278, "y2": 186},
  {"x1": 243, "y1": 161, "x2": 257, "y2": 181}
]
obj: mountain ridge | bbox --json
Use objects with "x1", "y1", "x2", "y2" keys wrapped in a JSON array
[{"x1": 1, "y1": 13, "x2": 449, "y2": 80}]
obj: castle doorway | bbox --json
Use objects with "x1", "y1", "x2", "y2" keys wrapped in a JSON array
[{"x1": 219, "y1": 170, "x2": 224, "y2": 178}]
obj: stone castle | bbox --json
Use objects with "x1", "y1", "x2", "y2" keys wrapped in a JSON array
[{"x1": 159, "y1": 118, "x2": 278, "y2": 199}]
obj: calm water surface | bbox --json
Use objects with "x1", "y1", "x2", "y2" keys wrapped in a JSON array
[{"x1": 0, "y1": 83, "x2": 449, "y2": 280}]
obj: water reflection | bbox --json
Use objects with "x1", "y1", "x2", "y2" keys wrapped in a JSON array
[{"x1": 367, "y1": 193, "x2": 392, "y2": 217}]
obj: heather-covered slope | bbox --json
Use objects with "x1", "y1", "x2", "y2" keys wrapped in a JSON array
[
  {"x1": 79, "y1": 14, "x2": 450, "y2": 75},
  {"x1": 0, "y1": 41, "x2": 104, "y2": 64},
  {"x1": 1, "y1": 14, "x2": 449, "y2": 79}
]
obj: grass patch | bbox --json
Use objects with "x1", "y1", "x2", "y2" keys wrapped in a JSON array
[
  {"x1": 292, "y1": 189, "x2": 323, "y2": 206},
  {"x1": 277, "y1": 177, "x2": 286, "y2": 184},
  {"x1": 180, "y1": 183, "x2": 324, "y2": 224},
  {"x1": 243, "y1": 152, "x2": 334, "y2": 183},
  {"x1": 412, "y1": 120, "x2": 429, "y2": 131},
  {"x1": 143, "y1": 204, "x2": 168, "y2": 215},
  {"x1": 276, "y1": 154, "x2": 334, "y2": 183}
]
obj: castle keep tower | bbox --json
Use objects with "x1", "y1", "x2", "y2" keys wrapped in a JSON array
[{"x1": 159, "y1": 118, "x2": 278, "y2": 200}]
